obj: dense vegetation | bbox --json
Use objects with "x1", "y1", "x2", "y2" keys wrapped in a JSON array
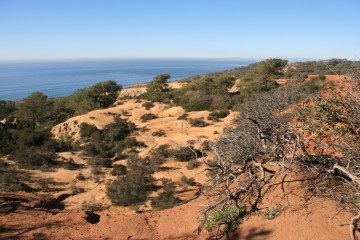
[
  {"x1": 0, "y1": 81, "x2": 121, "y2": 171},
  {"x1": 140, "y1": 58, "x2": 291, "y2": 111}
]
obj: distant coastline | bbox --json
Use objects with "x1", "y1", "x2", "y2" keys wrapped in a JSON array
[{"x1": 0, "y1": 59, "x2": 253, "y2": 101}]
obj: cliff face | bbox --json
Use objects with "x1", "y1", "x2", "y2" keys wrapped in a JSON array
[
  {"x1": 117, "y1": 85, "x2": 146, "y2": 98},
  {"x1": 51, "y1": 119, "x2": 81, "y2": 140}
]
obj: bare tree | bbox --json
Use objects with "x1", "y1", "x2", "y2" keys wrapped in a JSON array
[
  {"x1": 197, "y1": 63, "x2": 360, "y2": 240},
  {"x1": 197, "y1": 83, "x2": 312, "y2": 239}
]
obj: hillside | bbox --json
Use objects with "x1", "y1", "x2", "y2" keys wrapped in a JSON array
[{"x1": 1, "y1": 59, "x2": 360, "y2": 240}]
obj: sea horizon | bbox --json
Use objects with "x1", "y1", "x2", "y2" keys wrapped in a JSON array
[{"x1": 0, "y1": 58, "x2": 255, "y2": 101}]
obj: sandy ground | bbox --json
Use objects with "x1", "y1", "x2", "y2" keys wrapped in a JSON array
[{"x1": 0, "y1": 184, "x2": 353, "y2": 240}]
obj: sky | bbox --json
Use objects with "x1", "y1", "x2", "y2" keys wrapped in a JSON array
[{"x1": 0, "y1": 0, "x2": 359, "y2": 61}]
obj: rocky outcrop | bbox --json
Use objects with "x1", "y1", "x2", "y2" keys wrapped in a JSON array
[
  {"x1": 51, "y1": 119, "x2": 81, "y2": 140},
  {"x1": 118, "y1": 86, "x2": 147, "y2": 98}
]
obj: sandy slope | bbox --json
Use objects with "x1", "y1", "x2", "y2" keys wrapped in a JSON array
[{"x1": 0, "y1": 185, "x2": 352, "y2": 240}]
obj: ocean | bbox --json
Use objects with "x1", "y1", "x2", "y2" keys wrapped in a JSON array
[{"x1": 0, "y1": 59, "x2": 253, "y2": 101}]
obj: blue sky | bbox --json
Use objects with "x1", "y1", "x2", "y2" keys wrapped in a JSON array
[{"x1": 0, "y1": 0, "x2": 359, "y2": 61}]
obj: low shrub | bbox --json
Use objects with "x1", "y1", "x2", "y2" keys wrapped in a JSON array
[
  {"x1": 111, "y1": 165, "x2": 127, "y2": 176},
  {"x1": 201, "y1": 140, "x2": 213, "y2": 151},
  {"x1": 186, "y1": 160, "x2": 202, "y2": 170},
  {"x1": 207, "y1": 110, "x2": 230, "y2": 121},
  {"x1": 203, "y1": 205, "x2": 246, "y2": 233},
  {"x1": 76, "y1": 173, "x2": 86, "y2": 181},
  {"x1": 107, "y1": 157, "x2": 156, "y2": 206},
  {"x1": 154, "y1": 144, "x2": 171, "y2": 158},
  {"x1": 0, "y1": 172, "x2": 24, "y2": 192},
  {"x1": 70, "y1": 183, "x2": 85, "y2": 195},
  {"x1": 177, "y1": 113, "x2": 188, "y2": 120},
  {"x1": 151, "y1": 182, "x2": 179, "y2": 210},
  {"x1": 180, "y1": 176, "x2": 196, "y2": 186},
  {"x1": 142, "y1": 102, "x2": 155, "y2": 110},
  {"x1": 152, "y1": 130, "x2": 166, "y2": 137},
  {"x1": 11, "y1": 147, "x2": 56, "y2": 170},
  {"x1": 170, "y1": 146, "x2": 203, "y2": 162},
  {"x1": 302, "y1": 76, "x2": 326, "y2": 94},
  {"x1": 140, "y1": 113, "x2": 158, "y2": 122},
  {"x1": 79, "y1": 123, "x2": 98, "y2": 138},
  {"x1": 81, "y1": 197, "x2": 103, "y2": 211},
  {"x1": 189, "y1": 118, "x2": 209, "y2": 127},
  {"x1": 262, "y1": 206, "x2": 284, "y2": 219},
  {"x1": 116, "y1": 137, "x2": 146, "y2": 155}
]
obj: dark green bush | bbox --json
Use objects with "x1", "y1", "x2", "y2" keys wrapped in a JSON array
[
  {"x1": 187, "y1": 160, "x2": 202, "y2": 170},
  {"x1": 151, "y1": 182, "x2": 179, "y2": 210},
  {"x1": 142, "y1": 102, "x2": 155, "y2": 110},
  {"x1": 115, "y1": 137, "x2": 146, "y2": 154},
  {"x1": 141, "y1": 91, "x2": 174, "y2": 104},
  {"x1": 76, "y1": 173, "x2": 86, "y2": 181},
  {"x1": 80, "y1": 123, "x2": 98, "y2": 138},
  {"x1": 111, "y1": 165, "x2": 127, "y2": 176},
  {"x1": 140, "y1": 113, "x2": 158, "y2": 122},
  {"x1": 170, "y1": 146, "x2": 203, "y2": 162},
  {"x1": 88, "y1": 158, "x2": 112, "y2": 169},
  {"x1": 189, "y1": 118, "x2": 209, "y2": 127},
  {"x1": 302, "y1": 76, "x2": 326, "y2": 94},
  {"x1": 11, "y1": 147, "x2": 56, "y2": 170},
  {"x1": 80, "y1": 117, "x2": 137, "y2": 158},
  {"x1": 201, "y1": 140, "x2": 213, "y2": 151},
  {"x1": 177, "y1": 113, "x2": 188, "y2": 120},
  {"x1": 152, "y1": 130, "x2": 166, "y2": 137},
  {"x1": 180, "y1": 176, "x2": 196, "y2": 186},
  {"x1": 154, "y1": 144, "x2": 171, "y2": 158},
  {"x1": 107, "y1": 157, "x2": 156, "y2": 206},
  {"x1": 207, "y1": 110, "x2": 230, "y2": 122},
  {"x1": 43, "y1": 138, "x2": 73, "y2": 152}
]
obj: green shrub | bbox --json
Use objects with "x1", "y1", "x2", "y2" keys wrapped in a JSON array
[
  {"x1": 44, "y1": 138, "x2": 73, "y2": 152},
  {"x1": 76, "y1": 173, "x2": 86, "y2": 181},
  {"x1": 201, "y1": 140, "x2": 212, "y2": 151},
  {"x1": 107, "y1": 157, "x2": 156, "y2": 206},
  {"x1": 180, "y1": 176, "x2": 196, "y2": 186},
  {"x1": 80, "y1": 123, "x2": 98, "y2": 138},
  {"x1": 81, "y1": 117, "x2": 137, "y2": 158},
  {"x1": 142, "y1": 102, "x2": 155, "y2": 110},
  {"x1": 207, "y1": 110, "x2": 230, "y2": 122},
  {"x1": 11, "y1": 147, "x2": 56, "y2": 170},
  {"x1": 152, "y1": 130, "x2": 166, "y2": 137},
  {"x1": 70, "y1": 183, "x2": 85, "y2": 195},
  {"x1": 99, "y1": 158, "x2": 113, "y2": 168},
  {"x1": 302, "y1": 76, "x2": 325, "y2": 94},
  {"x1": 151, "y1": 182, "x2": 179, "y2": 210},
  {"x1": 204, "y1": 205, "x2": 246, "y2": 233},
  {"x1": 111, "y1": 165, "x2": 127, "y2": 176},
  {"x1": 154, "y1": 144, "x2": 171, "y2": 158},
  {"x1": 174, "y1": 90, "x2": 213, "y2": 111},
  {"x1": 170, "y1": 147, "x2": 203, "y2": 162},
  {"x1": 115, "y1": 137, "x2": 146, "y2": 155},
  {"x1": 189, "y1": 118, "x2": 209, "y2": 127},
  {"x1": 262, "y1": 206, "x2": 284, "y2": 219},
  {"x1": 177, "y1": 113, "x2": 188, "y2": 120},
  {"x1": 140, "y1": 113, "x2": 158, "y2": 122},
  {"x1": 186, "y1": 160, "x2": 202, "y2": 170},
  {"x1": 141, "y1": 91, "x2": 174, "y2": 104},
  {"x1": 0, "y1": 172, "x2": 24, "y2": 192}
]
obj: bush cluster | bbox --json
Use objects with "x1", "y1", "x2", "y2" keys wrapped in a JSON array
[
  {"x1": 207, "y1": 110, "x2": 230, "y2": 122},
  {"x1": 107, "y1": 157, "x2": 159, "y2": 206},
  {"x1": 140, "y1": 113, "x2": 158, "y2": 122},
  {"x1": 189, "y1": 118, "x2": 209, "y2": 127},
  {"x1": 142, "y1": 102, "x2": 155, "y2": 110}
]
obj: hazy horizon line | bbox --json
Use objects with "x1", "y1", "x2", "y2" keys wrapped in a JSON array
[{"x1": 0, "y1": 56, "x2": 325, "y2": 63}]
